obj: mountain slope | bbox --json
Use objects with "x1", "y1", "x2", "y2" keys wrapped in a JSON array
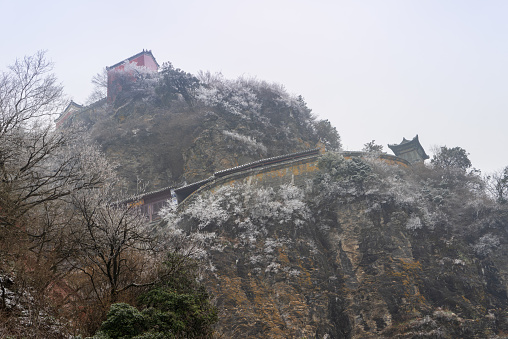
[
  {"x1": 163, "y1": 152, "x2": 508, "y2": 338},
  {"x1": 83, "y1": 69, "x2": 339, "y2": 193}
]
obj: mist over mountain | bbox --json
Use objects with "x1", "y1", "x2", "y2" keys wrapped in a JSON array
[
  {"x1": 2, "y1": 52, "x2": 508, "y2": 338},
  {"x1": 76, "y1": 62, "x2": 339, "y2": 194},
  {"x1": 80, "y1": 58, "x2": 508, "y2": 337},
  {"x1": 165, "y1": 151, "x2": 508, "y2": 337}
]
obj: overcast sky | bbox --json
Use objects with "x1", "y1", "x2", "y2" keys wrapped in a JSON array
[{"x1": 2, "y1": 0, "x2": 507, "y2": 173}]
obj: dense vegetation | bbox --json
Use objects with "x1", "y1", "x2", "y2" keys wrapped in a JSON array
[
  {"x1": 162, "y1": 150, "x2": 508, "y2": 337},
  {"x1": 0, "y1": 53, "x2": 218, "y2": 338},
  {"x1": 77, "y1": 62, "x2": 340, "y2": 193},
  {"x1": 2, "y1": 52, "x2": 508, "y2": 338},
  {"x1": 0, "y1": 51, "x2": 340, "y2": 338}
]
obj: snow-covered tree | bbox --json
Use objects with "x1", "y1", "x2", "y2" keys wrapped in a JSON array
[
  {"x1": 362, "y1": 140, "x2": 384, "y2": 153},
  {"x1": 156, "y1": 62, "x2": 200, "y2": 107},
  {"x1": 486, "y1": 166, "x2": 508, "y2": 204},
  {"x1": 431, "y1": 146, "x2": 472, "y2": 172}
]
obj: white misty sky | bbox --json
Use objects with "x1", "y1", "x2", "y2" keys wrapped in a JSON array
[{"x1": 1, "y1": 0, "x2": 507, "y2": 173}]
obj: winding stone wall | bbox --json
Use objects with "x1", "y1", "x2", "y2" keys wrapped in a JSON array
[
  {"x1": 177, "y1": 151, "x2": 410, "y2": 210},
  {"x1": 178, "y1": 154, "x2": 320, "y2": 211}
]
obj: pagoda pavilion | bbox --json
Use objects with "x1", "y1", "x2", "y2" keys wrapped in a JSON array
[{"x1": 388, "y1": 135, "x2": 429, "y2": 163}]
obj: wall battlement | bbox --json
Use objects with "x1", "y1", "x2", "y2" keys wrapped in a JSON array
[
  {"x1": 177, "y1": 152, "x2": 321, "y2": 211},
  {"x1": 122, "y1": 149, "x2": 411, "y2": 220},
  {"x1": 175, "y1": 150, "x2": 410, "y2": 210}
]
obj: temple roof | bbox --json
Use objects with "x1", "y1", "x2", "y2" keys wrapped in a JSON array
[
  {"x1": 62, "y1": 100, "x2": 83, "y2": 112},
  {"x1": 54, "y1": 100, "x2": 83, "y2": 123},
  {"x1": 106, "y1": 49, "x2": 159, "y2": 70},
  {"x1": 388, "y1": 135, "x2": 429, "y2": 162}
]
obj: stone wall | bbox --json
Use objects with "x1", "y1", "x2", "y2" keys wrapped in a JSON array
[
  {"x1": 177, "y1": 151, "x2": 411, "y2": 211},
  {"x1": 178, "y1": 154, "x2": 320, "y2": 211}
]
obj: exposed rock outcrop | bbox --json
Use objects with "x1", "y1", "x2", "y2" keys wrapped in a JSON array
[
  {"x1": 85, "y1": 75, "x2": 338, "y2": 193},
  {"x1": 167, "y1": 154, "x2": 508, "y2": 338}
]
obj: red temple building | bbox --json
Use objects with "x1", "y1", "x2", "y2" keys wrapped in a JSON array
[
  {"x1": 55, "y1": 50, "x2": 159, "y2": 129},
  {"x1": 106, "y1": 50, "x2": 159, "y2": 103},
  {"x1": 54, "y1": 101, "x2": 83, "y2": 129}
]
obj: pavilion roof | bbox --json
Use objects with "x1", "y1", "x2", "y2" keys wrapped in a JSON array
[
  {"x1": 106, "y1": 49, "x2": 159, "y2": 70},
  {"x1": 388, "y1": 135, "x2": 429, "y2": 160}
]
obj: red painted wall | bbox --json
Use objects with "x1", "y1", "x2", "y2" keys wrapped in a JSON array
[
  {"x1": 107, "y1": 51, "x2": 158, "y2": 103},
  {"x1": 138, "y1": 54, "x2": 158, "y2": 71}
]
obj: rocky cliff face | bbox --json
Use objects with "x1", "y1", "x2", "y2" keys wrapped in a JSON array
[
  {"x1": 84, "y1": 74, "x2": 339, "y2": 193},
  {"x1": 164, "y1": 153, "x2": 508, "y2": 338},
  {"x1": 81, "y1": 65, "x2": 508, "y2": 337}
]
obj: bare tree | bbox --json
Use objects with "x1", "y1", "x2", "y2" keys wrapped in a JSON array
[
  {"x1": 0, "y1": 52, "x2": 111, "y2": 229},
  {"x1": 0, "y1": 51, "x2": 63, "y2": 135},
  {"x1": 86, "y1": 68, "x2": 108, "y2": 104},
  {"x1": 66, "y1": 185, "x2": 159, "y2": 306},
  {"x1": 486, "y1": 166, "x2": 508, "y2": 204},
  {"x1": 0, "y1": 52, "x2": 211, "y2": 336},
  {"x1": 0, "y1": 52, "x2": 118, "y2": 336}
]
